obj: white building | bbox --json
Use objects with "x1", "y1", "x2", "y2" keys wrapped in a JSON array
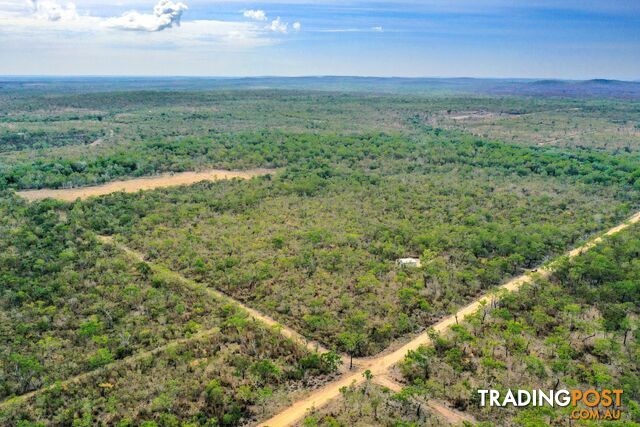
[{"x1": 396, "y1": 258, "x2": 422, "y2": 268}]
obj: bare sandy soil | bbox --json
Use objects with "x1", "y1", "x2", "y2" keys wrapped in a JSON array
[
  {"x1": 449, "y1": 112, "x2": 501, "y2": 120},
  {"x1": 17, "y1": 168, "x2": 276, "y2": 202}
]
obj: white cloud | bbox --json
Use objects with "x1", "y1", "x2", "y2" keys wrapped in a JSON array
[
  {"x1": 27, "y1": 0, "x2": 78, "y2": 21},
  {"x1": 292, "y1": 21, "x2": 301, "y2": 31},
  {"x1": 372, "y1": 26, "x2": 383, "y2": 32},
  {"x1": 0, "y1": 0, "x2": 299, "y2": 60},
  {"x1": 104, "y1": 0, "x2": 188, "y2": 32},
  {"x1": 243, "y1": 9, "x2": 266, "y2": 21},
  {"x1": 171, "y1": 19, "x2": 276, "y2": 49},
  {"x1": 269, "y1": 16, "x2": 287, "y2": 33}
]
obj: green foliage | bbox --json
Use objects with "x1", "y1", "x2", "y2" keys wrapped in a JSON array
[
  {"x1": 299, "y1": 351, "x2": 343, "y2": 375},
  {"x1": 0, "y1": 193, "x2": 230, "y2": 398},
  {"x1": 0, "y1": 128, "x2": 103, "y2": 152},
  {"x1": 3, "y1": 88, "x2": 640, "y2": 426},
  {"x1": 87, "y1": 348, "x2": 113, "y2": 369},
  {"x1": 68, "y1": 131, "x2": 639, "y2": 353},
  {"x1": 400, "y1": 225, "x2": 640, "y2": 425},
  {"x1": 0, "y1": 193, "x2": 331, "y2": 425}
]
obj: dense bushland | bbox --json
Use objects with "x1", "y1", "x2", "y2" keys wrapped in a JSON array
[
  {"x1": 0, "y1": 128, "x2": 103, "y2": 152},
  {"x1": 397, "y1": 225, "x2": 640, "y2": 425},
  {"x1": 65, "y1": 129, "x2": 640, "y2": 355},
  {"x1": 2, "y1": 320, "x2": 339, "y2": 426},
  {"x1": 0, "y1": 193, "x2": 338, "y2": 425},
  {"x1": 2, "y1": 88, "x2": 639, "y2": 425},
  {"x1": 3, "y1": 129, "x2": 640, "y2": 189}
]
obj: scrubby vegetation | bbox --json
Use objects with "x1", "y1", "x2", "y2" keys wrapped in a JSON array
[
  {"x1": 0, "y1": 128, "x2": 103, "y2": 152},
  {"x1": 67, "y1": 129, "x2": 640, "y2": 356},
  {"x1": 397, "y1": 225, "x2": 640, "y2": 425},
  {"x1": 300, "y1": 381, "x2": 440, "y2": 427},
  {"x1": 2, "y1": 83, "x2": 640, "y2": 425},
  {"x1": 0, "y1": 193, "x2": 226, "y2": 397},
  {"x1": 0, "y1": 192, "x2": 338, "y2": 425},
  {"x1": 2, "y1": 321, "x2": 339, "y2": 426},
  {"x1": 2, "y1": 89, "x2": 639, "y2": 189},
  {"x1": 4, "y1": 127, "x2": 640, "y2": 189}
]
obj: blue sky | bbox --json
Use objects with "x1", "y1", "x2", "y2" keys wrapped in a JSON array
[{"x1": 0, "y1": 0, "x2": 638, "y2": 79}]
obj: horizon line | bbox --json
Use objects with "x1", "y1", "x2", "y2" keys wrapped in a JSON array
[{"x1": 1, "y1": 75, "x2": 639, "y2": 83}]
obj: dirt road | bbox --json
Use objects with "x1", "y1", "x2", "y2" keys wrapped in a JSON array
[
  {"x1": 17, "y1": 168, "x2": 276, "y2": 202},
  {"x1": 259, "y1": 210, "x2": 640, "y2": 427}
]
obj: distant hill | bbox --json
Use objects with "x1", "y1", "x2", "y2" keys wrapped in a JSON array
[
  {"x1": 1, "y1": 76, "x2": 640, "y2": 98},
  {"x1": 504, "y1": 78, "x2": 640, "y2": 98}
]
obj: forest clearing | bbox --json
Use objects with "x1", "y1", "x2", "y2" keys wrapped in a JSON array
[{"x1": 16, "y1": 168, "x2": 276, "y2": 201}]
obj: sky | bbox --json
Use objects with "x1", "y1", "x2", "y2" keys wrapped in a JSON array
[{"x1": 0, "y1": 0, "x2": 638, "y2": 79}]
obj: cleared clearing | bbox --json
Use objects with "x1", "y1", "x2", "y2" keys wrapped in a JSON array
[{"x1": 17, "y1": 168, "x2": 276, "y2": 202}]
